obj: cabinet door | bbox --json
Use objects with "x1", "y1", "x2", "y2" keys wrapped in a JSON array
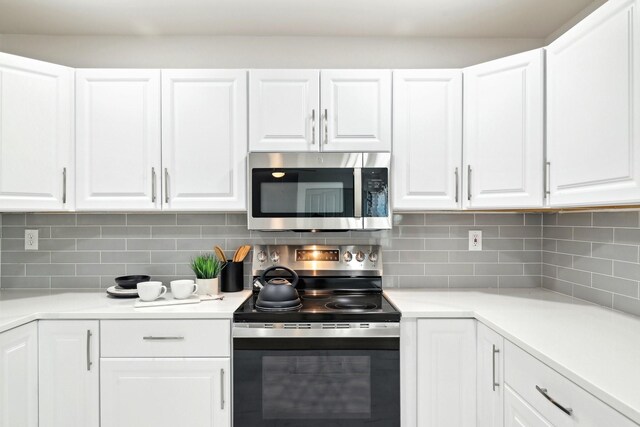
[
  {"x1": 249, "y1": 69, "x2": 319, "y2": 152},
  {"x1": 162, "y1": 70, "x2": 247, "y2": 210},
  {"x1": 101, "y1": 358, "x2": 230, "y2": 427},
  {"x1": 76, "y1": 69, "x2": 161, "y2": 210},
  {"x1": 547, "y1": 0, "x2": 640, "y2": 207},
  {"x1": 477, "y1": 323, "x2": 504, "y2": 427},
  {"x1": 39, "y1": 320, "x2": 99, "y2": 427},
  {"x1": 320, "y1": 70, "x2": 391, "y2": 152},
  {"x1": 0, "y1": 322, "x2": 38, "y2": 427},
  {"x1": 417, "y1": 319, "x2": 476, "y2": 427},
  {"x1": 0, "y1": 52, "x2": 74, "y2": 211},
  {"x1": 504, "y1": 385, "x2": 553, "y2": 427},
  {"x1": 393, "y1": 70, "x2": 462, "y2": 210},
  {"x1": 463, "y1": 49, "x2": 544, "y2": 208}
]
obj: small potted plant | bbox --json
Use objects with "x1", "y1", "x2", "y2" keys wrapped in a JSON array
[{"x1": 189, "y1": 253, "x2": 225, "y2": 295}]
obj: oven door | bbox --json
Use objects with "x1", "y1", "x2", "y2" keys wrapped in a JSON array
[
  {"x1": 233, "y1": 326, "x2": 400, "y2": 427},
  {"x1": 248, "y1": 152, "x2": 363, "y2": 230}
]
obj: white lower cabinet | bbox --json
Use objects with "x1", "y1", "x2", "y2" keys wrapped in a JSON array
[
  {"x1": 504, "y1": 384, "x2": 553, "y2": 427},
  {"x1": 0, "y1": 322, "x2": 38, "y2": 427},
  {"x1": 477, "y1": 322, "x2": 504, "y2": 427},
  {"x1": 417, "y1": 319, "x2": 477, "y2": 427},
  {"x1": 99, "y1": 319, "x2": 231, "y2": 427},
  {"x1": 39, "y1": 320, "x2": 100, "y2": 427},
  {"x1": 101, "y1": 358, "x2": 230, "y2": 427}
]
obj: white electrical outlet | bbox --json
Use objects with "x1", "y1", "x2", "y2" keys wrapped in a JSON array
[
  {"x1": 469, "y1": 230, "x2": 482, "y2": 251},
  {"x1": 25, "y1": 229, "x2": 39, "y2": 251}
]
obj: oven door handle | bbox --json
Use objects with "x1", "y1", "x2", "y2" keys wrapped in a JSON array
[{"x1": 233, "y1": 323, "x2": 399, "y2": 339}]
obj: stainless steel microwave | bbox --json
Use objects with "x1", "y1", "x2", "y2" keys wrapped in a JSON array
[{"x1": 247, "y1": 152, "x2": 391, "y2": 231}]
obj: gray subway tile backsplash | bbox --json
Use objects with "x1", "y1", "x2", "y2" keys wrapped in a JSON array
[
  {"x1": 3, "y1": 210, "x2": 640, "y2": 318},
  {"x1": 542, "y1": 211, "x2": 640, "y2": 317}
]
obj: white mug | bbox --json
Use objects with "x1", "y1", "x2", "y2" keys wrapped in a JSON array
[
  {"x1": 170, "y1": 280, "x2": 199, "y2": 299},
  {"x1": 137, "y1": 281, "x2": 167, "y2": 302}
]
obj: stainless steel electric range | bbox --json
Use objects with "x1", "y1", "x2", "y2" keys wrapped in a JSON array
[{"x1": 233, "y1": 244, "x2": 401, "y2": 427}]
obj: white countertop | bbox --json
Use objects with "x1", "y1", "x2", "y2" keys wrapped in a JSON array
[
  {"x1": 384, "y1": 288, "x2": 640, "y2": 425},
  {"x1": 0, "y1": 290, "x2": 251, "y2": 333},
  {"x1": 1, "y1": 287, "x2": 638, "y2": 424}
]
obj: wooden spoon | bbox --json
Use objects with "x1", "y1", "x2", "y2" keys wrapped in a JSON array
[
  {"x1": 236, "y1": 245, "x2": 251, "y2": 262},
  {"x1": 214, "y1": 246, "x2": 227, "y2": 263}
]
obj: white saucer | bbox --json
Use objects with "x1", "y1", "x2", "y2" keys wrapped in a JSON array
[{"x1": 106, "y1": 285, "x2": 139, "y2": 298}]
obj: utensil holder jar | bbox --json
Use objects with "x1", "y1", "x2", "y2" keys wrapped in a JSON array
[{"x1": 221, "y1": 261, "x2": 244, "y2": 292}]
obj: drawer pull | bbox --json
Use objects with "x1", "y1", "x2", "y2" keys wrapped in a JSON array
[
  {"x1": 536, "y1": 385, "x2": 573, "y2": 416},
  {"x1": 142, "y1": 336, "x2": 185, "y2": 341}
]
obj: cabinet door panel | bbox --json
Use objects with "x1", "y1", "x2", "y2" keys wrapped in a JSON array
[
  {"x1": 504, "y1": 385, "x2": 553, "y2": 427},
  {"x1": 0, "y1": 323, "x2": 37, "y2": 427},
  {"x1": 39, "y1": 320, "x2": 100, "y2": 427},
  {"x1": 101, "y1": 358, "x2": 230, "y2": 427},
  {"x1": 417, "y1": 319, "x2": 476, "y2": 427},
  {"x1": 0, "y1": 52, "x2": 73, "y2": 211},
  {"x1": 547, "y1": 0, "x2": 640, "y2": 206},
  {"x1": 76, "y1": 69, "x2": 161, "y2": 210},
  {"x1": 321, "y1": 70, "x2": 391, "y2": 152},
  {"x1": 464, "y1": 49, "x2": 544, "y2": 208},
  {"x1": 393, "y1": 70, "x2": 462, "y2": 210},
  {"x1": 162, "y1": 70, "x2": 247, "y2": 210},
  {"x1": 477, "y1": 323, "x2": 504, "y2": 427},
  {"x1": 249, "y1": 69, "x2": 319, "y2": 152}
]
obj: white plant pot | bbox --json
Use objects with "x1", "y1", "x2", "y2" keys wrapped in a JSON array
[{"x1": 196, "y1": 278, "x2": 219, "y2": 296}]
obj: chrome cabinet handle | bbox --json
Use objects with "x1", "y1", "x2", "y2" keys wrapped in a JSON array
[
  {"x1": 62, "y1": 168, "x2": 67, "y2": 204},
  {"x1": 454, "y1": 167, "x2": 459, "y2": 203},
  {"x1": 220, "y1": 368, "x2": 225, "y2": 410},
  {"x1": 86, "y1": 330, "x2": 92, "y2": 371},
  {"x1": 164, "y1": 168, "x2": 170, "y2": 203},
  {"x1": 536, "y1": 385, "x2": 573, "y2": 416},
  {"x1": 142, "y1": 336, "x2": 184, "y2": 340},
  {"x1": 467, "y1": 165, "x2": 472, "y2": 201},
  {"x1": 311, "y1": 109, "x2": 316, "y2": 145},
  {"x1": 151, "y1": 167, "x2": 157, "y2": 202},
  {"x1": 545, "y1": 161, "x2": 551, "y2": 197},
  {"x1": 323, "y1": 109, "x2": 328, "y2": 144},
  {"x1": 492, "y1": 344, "x2": 500, "y2": 391}
]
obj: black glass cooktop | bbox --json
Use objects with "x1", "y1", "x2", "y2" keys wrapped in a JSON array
[{"x1": 234, "y1": 291, "x2": 401, "y2": 323}]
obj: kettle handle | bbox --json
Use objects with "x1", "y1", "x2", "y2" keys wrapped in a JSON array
[{"x1": 260, "y1": 265, "x2": 299, "y2": 288}]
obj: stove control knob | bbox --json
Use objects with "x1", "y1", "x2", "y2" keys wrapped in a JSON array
[
  {"x1": 257, "y1": 250, "x2": 267, "y2": 263},
  {"x1": 270, "y1": 251, "x2": 280, "y2": 263},
  {"x1": 355, "y1": 251, "x2": 366, "y2": 263},
  {"x1": 369, "y1": 251, "x2": 378, "y2": 263},
  {"x1": 343, "y1": 251, "x2": 353, "y2": 262}
]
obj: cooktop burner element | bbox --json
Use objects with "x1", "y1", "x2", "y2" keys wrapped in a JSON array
[{"x1": 234, "y1": 244, "x2": 401, "y2": 323}]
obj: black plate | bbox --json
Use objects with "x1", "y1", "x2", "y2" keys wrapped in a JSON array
[{"x1": 115, "y1": 275, "x2": 151, "y2": 289}]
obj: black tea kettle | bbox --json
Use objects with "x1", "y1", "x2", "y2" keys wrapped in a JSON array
[{"x1": 255, "y1": 266, "x2": 302, "y2": 311}]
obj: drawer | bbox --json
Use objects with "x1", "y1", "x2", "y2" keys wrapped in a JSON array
[
  {"x1": 504, "y1": 341, "x2": 637, "y2": 427},
  {"x1": 101, "y1": 320, "x2": 230, "y2": 358}
]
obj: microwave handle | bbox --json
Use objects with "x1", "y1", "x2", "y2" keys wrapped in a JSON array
[{"x1": 354, "y1": 168, "x2": 362, "y2": 218}]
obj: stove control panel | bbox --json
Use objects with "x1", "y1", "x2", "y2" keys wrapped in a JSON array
[{"x1": 252, "y1": 244, "x2": 383, "y2": 276}]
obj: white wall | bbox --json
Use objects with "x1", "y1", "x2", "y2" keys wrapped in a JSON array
[
  {"x1": 0, "y1": 34, "x2": 543, "y2": 68},
  {"x1": 545, "y1": 0, "x2": 607, "y2": 43}
]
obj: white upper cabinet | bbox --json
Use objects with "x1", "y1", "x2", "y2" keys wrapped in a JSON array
[
  {"x1": 249, "y1": 69, "x2": 319, "y2": 152},
  {"x1": 0, "y1": 52, "x2": 74, "y2": 211},
  {"x1": 393, "y1": 70, "x2": 462, "y2": 210},
  {"x1": 463, "y1": 49, "x2": 544, "y2": 209},
  {"x1": 162, "y1": 70, "x2": 247, "y2": 211},
  {"x1": 320, "y1": 69, "x2": 391, "y2": 152},
  {"x1": 546, "y1": 0, "x2": 640, "y2": 207},
  {"x1": 76, "y1": 69, "x2": 161, "y2": 210}
]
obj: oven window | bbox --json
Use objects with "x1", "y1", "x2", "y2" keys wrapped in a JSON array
[
  {"x1": 262, "y1": 355, "x2": 371, "y2": 420},
  {"x1": 252, "y1": 168, "x2": 354, "y2": 218}
]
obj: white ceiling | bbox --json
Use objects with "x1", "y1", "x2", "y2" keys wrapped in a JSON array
[{"x1": 0, "y1": 0, "x2": 595, "y2": 38}]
